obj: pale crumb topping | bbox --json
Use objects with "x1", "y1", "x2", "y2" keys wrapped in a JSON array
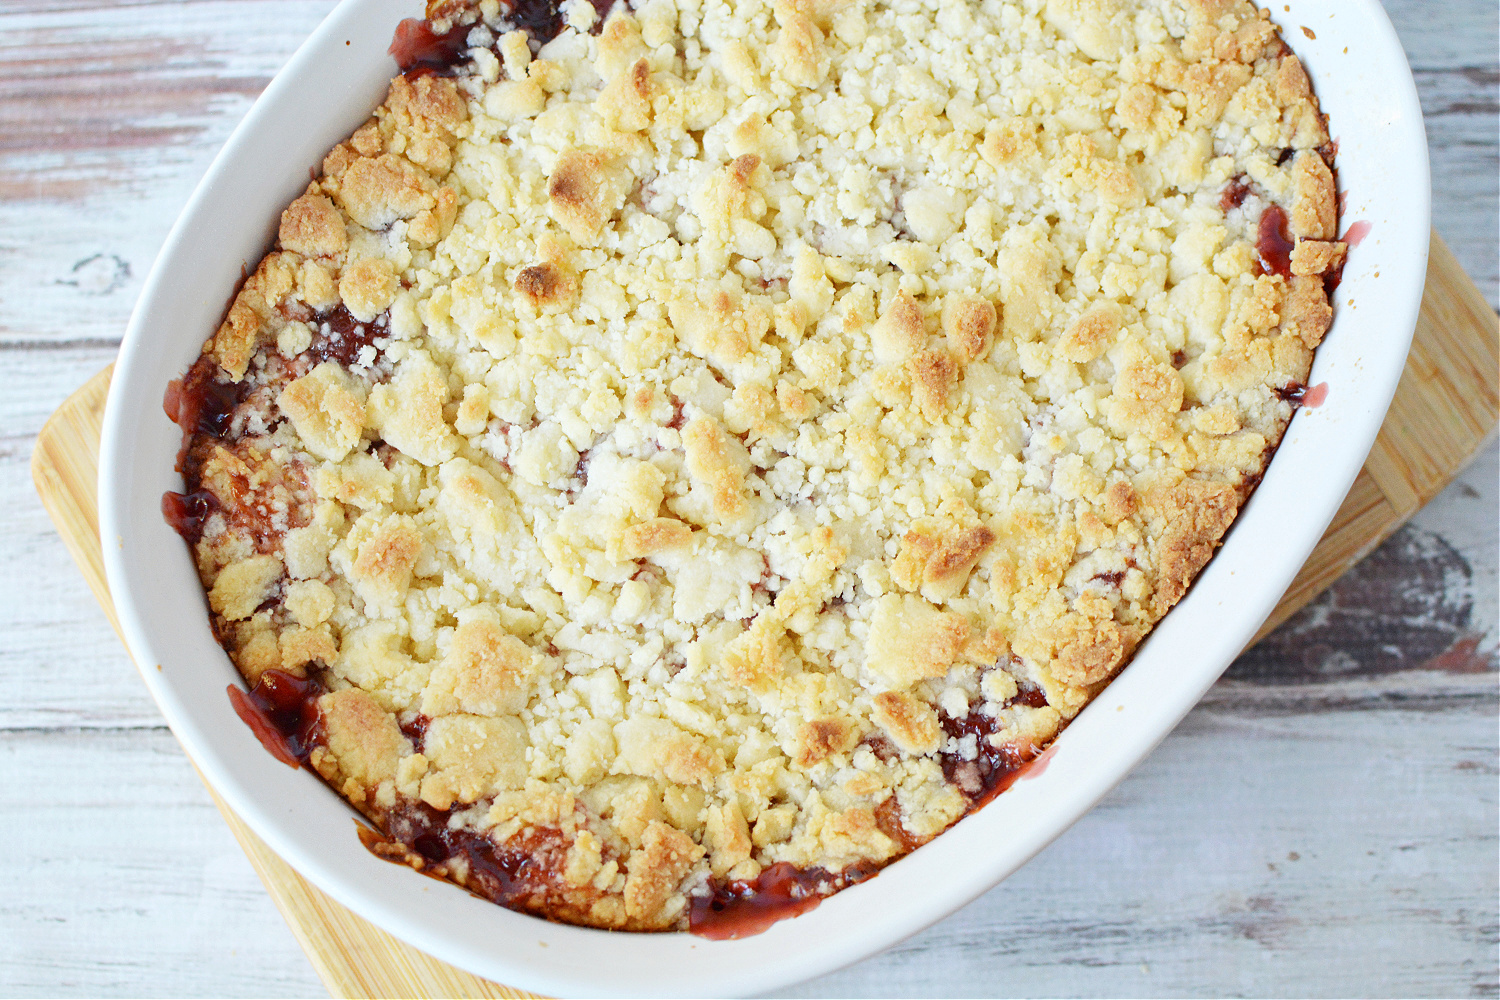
[{"x1": 176, "y1": 0, "x2": 1343, "y2": 931}]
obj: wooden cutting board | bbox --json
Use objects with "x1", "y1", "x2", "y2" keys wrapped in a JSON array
[{"x1": 30, "y1": 233, "x2": 1498, "y2": 999}]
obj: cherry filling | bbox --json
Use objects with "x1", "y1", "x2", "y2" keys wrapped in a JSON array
[
  {"x1": 504, "y1": 0, "x2": 567, "y2": 45},
  {"x1": 226, "y1": 669, "x2": 326, "y2": 769},
  {"x1": 163, "y1": 305, "x2": 385, "y2": 551},
  {"x1": 874, "y1": 795, "x2": 923, "y2": 853},
  {"x1": 161, "y1": 489, "x2": 220, "y2": 545},
  {"x1": 389, "y1": 18, "x2": 472, "y2": 74},
  {"x1": 399, "y1": 712, "x2": 432, "y2": 753},
  {"x1": 164, "y1": 353, "x2": 251, "y2": 474},
  {"x1": 166, "y1": 362, "x2": 245, "y2": 438},
  {"x1": 308, "y1": 304, "x2": 389, "y2": 367},
  {"x1": 937, "y1": 683, "x2": 1048, "y2": 809},
  {"x1": 1277, "y1": 381, "x2": 1329, "y2": 409},
  {"x1": 426, "y1": 811, "x2": 562, "y2": 899},
  {"x1": 1220, "y1": 174, "x2": 1252, "y2": 212},
  {"x1": 390, "y1": 0, "x2": 591, "y2": 75},
  {"x1": 1255, "y1": 204, "x2": 1294, "y2": 278},
  {"x1": 688, "y1": 860, "x2": 880, "y2": 940},
  {"x1": 362, "y1": 801, "x2": 595, "y2": 922}
]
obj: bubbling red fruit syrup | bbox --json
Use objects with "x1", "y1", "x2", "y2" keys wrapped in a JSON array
[
  {"x1": 307, "y1": 304, "x2": 389, "y2": 367},
  {"x1": 688, "y1": 861, "x2": 880, "y2": 939},
  {"x1": 226, "y1": 669, "x2": 326, "y2": 769},
  {"x1": 389, "y1": 18, "x2": 472, "y2": 73},
  {"x1": 161, "y1": 489, "x2": 219, "y2": 545},
  {"x1": 1255, "y1": 204, "x2": 1294, "y2": 278},
  {"x1": 1220, "y1": 175, "x2": 1252, "y2": 212}
]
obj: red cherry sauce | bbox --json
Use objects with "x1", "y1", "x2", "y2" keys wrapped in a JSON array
[
  {"x1": 163, "y1": 353, "x2": 247, "y2": 468},
  {"x1": 363, "y1": 803, "x2": 583, "y2": 919},
  {"x1": 161, "y1": 489, "x2": 220, "y2": 545},
  {"x1": 689, "y1": 860, "x2": 880, "y2": 940},
  {"x1": 1220, "y1": 175, "x2": 1252, "y2": 212},
  {"x1": 227, "y1": 669, "x2": 326, "y2": 769},
  {"x1": 399, "y1": 712, "x2": 431, "y2": 753},
  {"x1": 163, "y1": 352, "x2": 250, "y2": 538},
  {"x1": 1275, "y1": 381, "x2": 1307, "y2": 405},
  {"x1": 874, "y1": 795, "x2": 923, "y2": 854},
  {"x1": 587, "y1": 0, "x2": 619, "y2": 30},
  {"x1": 307, "y1": 304, "x2": 389, "y2": 366},
  {"x1": 1255, "y1": 204, "x2": 1294, "y2": 278},
  {"x1": 389, "y1": 17, "x2": 472, "y2": 74},
  {"x1": 1276, "y1": 381, "x2": 1329, "y2": 409}
]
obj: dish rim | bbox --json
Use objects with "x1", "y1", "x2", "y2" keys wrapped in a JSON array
[{"x1": 97, "y1": 1, "x2": 1431, "y2": 995}]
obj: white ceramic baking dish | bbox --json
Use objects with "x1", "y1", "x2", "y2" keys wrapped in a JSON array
[{"x1": 98, "y1": 1, "x2": 1429, "y2": 994}]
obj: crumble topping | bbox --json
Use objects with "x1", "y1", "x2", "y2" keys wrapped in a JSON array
[{"x1": 168, "y1": 0, "x2": 1343, "y2": 932}]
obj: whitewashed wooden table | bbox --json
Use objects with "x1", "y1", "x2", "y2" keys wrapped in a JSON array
[{"x1": 2, "y1": 1, "x2": 1495, "y2": 996}]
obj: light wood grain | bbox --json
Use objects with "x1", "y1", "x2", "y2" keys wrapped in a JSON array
[{"x1": 31, "y1": 232, "x2": 1498, "y2": 999}]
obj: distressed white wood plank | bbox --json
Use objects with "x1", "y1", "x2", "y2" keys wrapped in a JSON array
[
  {"x1": 0, "y1": 728, "x2": 327, "y2": 998},
  {"x1": 0, "y1": 345, "x2": 158, "y2": 730},
  {"x1": 0, "y1": 0, "x2": 335, "y2": 344},
  {"x1": 1416, "y1": 67, "x2": 1500, "y2": 307},
  {"x1": 1383, "y1": 0, "x2": 1498, "y2": 71}
]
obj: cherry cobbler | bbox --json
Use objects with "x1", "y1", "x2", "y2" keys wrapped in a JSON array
[{"x1": 165, "y1": 0, "x2": 1343, "y2": 935}]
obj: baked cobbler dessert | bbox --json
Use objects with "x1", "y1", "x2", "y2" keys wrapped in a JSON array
[{"x1": 164, "y1": 0, "x2": 1344, "y2": 934}]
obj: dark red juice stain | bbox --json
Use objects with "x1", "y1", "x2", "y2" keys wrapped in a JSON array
[
  {"x1": 308, "y1": 305, "x2": 389, "y2": 366},
  {"x1": 161, "y1": 488, "x2": 220, "y2": 545},
  {"x1": 936, "y1": 682, "x2": 1048, "y2": 809},
  {"x1": 688, "y1": 861, "x2": 879, "y2": 940},
  {"x1": 366, "y1": 804, "x2": 578, "y2": 917},
  {"x1": 1255, "y1": 204, "x2": 1294, "y2": 278},
  {"x1": 1017, "y1": 742, "x2": 1057, "y2": 781},
  {"x1": 227, "y1": 669, "x2": 326, "y2": 769},
  {"x1": 389, "y1": 18, "x2": 472, "y2": 74},
  {"x1": 1275, "y1": 381, "x2": 1308, "y2": 404},
  {"x1": 1220, "y1": 175, "x2": 1252, "y2": 212}
]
